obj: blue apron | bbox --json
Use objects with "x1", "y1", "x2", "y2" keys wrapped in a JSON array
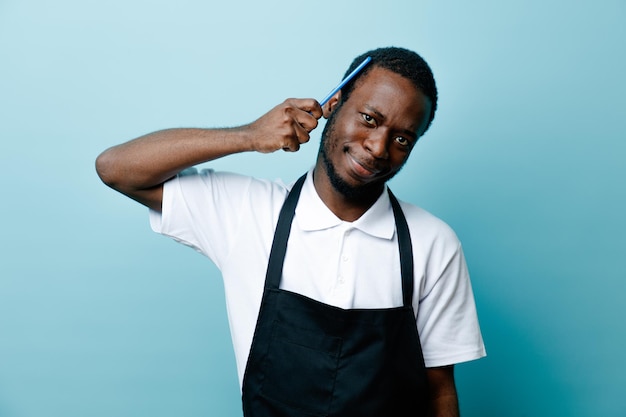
[{"x1": 242, "y1": 174, "x2": 429, "y2": 416}]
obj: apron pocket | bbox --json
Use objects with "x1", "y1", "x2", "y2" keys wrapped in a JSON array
[{"x1": 259, "y1": 320, "x2": 342, "y2": 416}]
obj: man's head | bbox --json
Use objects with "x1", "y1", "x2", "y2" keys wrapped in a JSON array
[
  {"x1": 337, "y1": 47, "x2": 438, "y2": 134},
  {"x1": 316, "y1": 47, "x2": 437, "y2": 202}
]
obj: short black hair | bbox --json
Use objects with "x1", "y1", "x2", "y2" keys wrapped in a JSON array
[{"x1": 339, "y1": 47, "x2": 438, "y2": 134}]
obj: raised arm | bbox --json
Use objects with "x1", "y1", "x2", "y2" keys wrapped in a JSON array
[{"x1": 95, "y1": 98, "x2": 323, "y2": 211}]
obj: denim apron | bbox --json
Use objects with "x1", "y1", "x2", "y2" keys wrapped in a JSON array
[{"x1": 241, "y1": 174, "x2": 429, "y2": 417}]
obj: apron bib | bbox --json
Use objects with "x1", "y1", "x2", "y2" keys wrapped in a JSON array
[{"x1": 242, "y1": 174, "x2": 429, "y2": 417}]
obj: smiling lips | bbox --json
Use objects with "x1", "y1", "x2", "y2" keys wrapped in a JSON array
[{"x1": 347, "y1": 154, "x2": 382, "y2": 179}]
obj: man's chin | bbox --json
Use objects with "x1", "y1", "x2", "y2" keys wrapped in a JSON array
[
  {"x1": 330, "y1": 174, "x2": 386, "y2": 201},
  {"x1": 321, "y1": 144, "x2": 387, "y2": 200}
]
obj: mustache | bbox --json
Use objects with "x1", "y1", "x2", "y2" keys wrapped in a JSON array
[{"x1": 344, "y1": 146, "x2": 390, "y2": 174}]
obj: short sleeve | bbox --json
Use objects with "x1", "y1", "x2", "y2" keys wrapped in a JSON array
[
  {"x1": 417, "y1": 239, "x2": 486, "y2": 367},
  {"x1": 149, "y1": 169, "x2": 258, "y2": 267},
  {"x1": 149, "y1": 169, "x2": 290, "y2": 270}
]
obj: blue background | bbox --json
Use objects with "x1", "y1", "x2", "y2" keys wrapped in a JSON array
[{"x1": 1, "y1": 1, "x2": 625, "y2": 416}]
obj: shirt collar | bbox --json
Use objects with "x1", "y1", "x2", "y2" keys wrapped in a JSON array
[{"x1": 293, "y1": 170, "x2": 396, "y2": 240}]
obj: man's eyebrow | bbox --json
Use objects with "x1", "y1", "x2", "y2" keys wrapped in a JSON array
[
  {"x1": 364, "y1": 105, "x2": 418, "y2": 139},
  {"x1": 364, "y1": 105, "x2": 385, "y2": 120}
]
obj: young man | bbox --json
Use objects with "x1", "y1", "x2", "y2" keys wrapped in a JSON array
[{"x1": 96, "y1": 47, "x2": 485, "y2": 417}]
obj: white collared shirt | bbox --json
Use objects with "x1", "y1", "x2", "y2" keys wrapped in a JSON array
[{"x1": 150, "y1": 168, "x2": 486, "y2": 387}]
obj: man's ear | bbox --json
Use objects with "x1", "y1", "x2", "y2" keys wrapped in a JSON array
[{"x1": 322, "y1": 91, "x2": 341, "y2": 119}]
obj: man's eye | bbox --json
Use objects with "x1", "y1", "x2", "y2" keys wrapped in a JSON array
[
  {"x1": 395, "y1": 136, "x2": 411, "y2": 147},
  {"x1": 361, "y1": 113, "x2": 375, "y2": 125}
]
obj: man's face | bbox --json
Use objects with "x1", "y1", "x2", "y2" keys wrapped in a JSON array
[{"x1": 319, "y1": 66, "x2": 432, "y2": 200}]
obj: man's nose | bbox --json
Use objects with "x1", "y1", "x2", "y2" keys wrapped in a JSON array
[{"x1": 363, "y1": 130, "x2": 389, "y2": 159}]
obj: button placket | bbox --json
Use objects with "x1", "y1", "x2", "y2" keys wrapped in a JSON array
[
  {"x1": 328, "y1": 226, "x2": 356, "y2": 307},
  {"x1": 336, "y1": 227, "x2": 355, "y2": 290}
]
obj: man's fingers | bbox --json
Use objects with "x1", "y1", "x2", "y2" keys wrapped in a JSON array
[
  {"x1": 282, "y1": 125, "x2": 309, "y2": 152},
  {"x1": 282, "y1": 141, "x2": 300, "y2": 152},
  {"x1": 251, "y1": 98, "x2": 322, "y2": 153},
  {"x1": 284, "y1": 99, "x2": 323, "y2": 132},
  {"x1": 297, "y1": 110, "x2": 320, "y2": 133},
  {"x1": 285, "y1": 98, "x2": 323, "y2": 120},
  {"x1": 294, "y1": 123, "x2": 310, "y2": 144}
]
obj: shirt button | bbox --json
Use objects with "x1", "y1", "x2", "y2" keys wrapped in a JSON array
[
  {"x1": 342, "y1": 254, "x2": 349, "y2": 262},
  {"x1": 338, "y1": 275, "x2": 345, "y2": 284}
]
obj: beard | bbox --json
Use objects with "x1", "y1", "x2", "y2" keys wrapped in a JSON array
[{"x1": 319, "y1": 108, "x2": 392, "y2": 201}]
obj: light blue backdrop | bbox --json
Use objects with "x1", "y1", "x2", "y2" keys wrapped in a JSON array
[{"x1": 1, "y1": 1, "x2": 625, "y2": 416}]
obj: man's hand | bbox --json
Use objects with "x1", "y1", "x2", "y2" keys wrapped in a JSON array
[{"x1": 245, "y1": 98, "x2": 323, "y2": 153}]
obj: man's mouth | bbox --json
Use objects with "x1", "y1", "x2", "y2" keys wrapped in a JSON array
[{"x1": 347, "y1": 154, "x2": 381, "y2": 179}]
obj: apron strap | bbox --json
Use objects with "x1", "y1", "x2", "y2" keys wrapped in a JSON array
[
  {"x1": 264, "y1": 174, "x2": 307, "y2": 290},
  {"x1": 388, "y1": 189, "x2": 414, "y2": 308},
  {"x1": 264, "y1": 173, "x2": 414, "y2": 307}
]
